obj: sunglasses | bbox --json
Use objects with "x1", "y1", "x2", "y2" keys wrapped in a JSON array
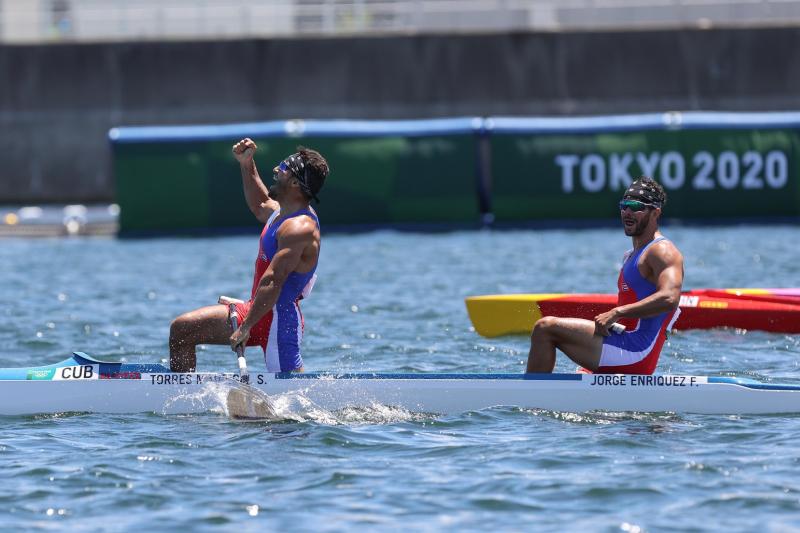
[
  {"x1": 619, "y1": 199, "x2": 657, "y2": 212},
  {"x1": 279, "y1": 160, "x2": 306, "y2": 182},
  {"x1": 278, "y1": 158, "x2": 314, "y2": 195}
]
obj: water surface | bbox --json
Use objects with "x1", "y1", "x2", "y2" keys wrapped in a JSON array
[{"x1": 1, "y1": 225, "x2": 799, "y2": 531}]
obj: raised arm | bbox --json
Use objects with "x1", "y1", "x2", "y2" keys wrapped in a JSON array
[{"x1": 232, "y1": 138, "x2": 279, "y2": 223}]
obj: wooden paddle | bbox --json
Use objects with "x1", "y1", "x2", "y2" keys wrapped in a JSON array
[{"x1": 220, "y1": 297, "x2": 277, "y2": 420}]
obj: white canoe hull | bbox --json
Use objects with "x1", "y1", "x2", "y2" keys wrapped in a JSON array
[{"x1": 1, "y1": 353, "x2": 799, "y2": 416}]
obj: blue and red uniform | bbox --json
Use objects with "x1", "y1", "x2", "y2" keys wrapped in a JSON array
[
  {"x1": 596, "y1": 237, "x2": 680, "y2": 374},
  {"x1": 234, "y1": 208, "x2": 319, "y2": 372}
]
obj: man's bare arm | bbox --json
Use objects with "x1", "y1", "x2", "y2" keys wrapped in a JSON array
[
  {"x1": 232, "y1": 138, "x2": 279, "y2": 223},
  {"x1": 595, "y1": 242, "x2": 683, "y2": 333},
  {"x1": 229, "y1": 219, "x2": 314, "y2": 348}
]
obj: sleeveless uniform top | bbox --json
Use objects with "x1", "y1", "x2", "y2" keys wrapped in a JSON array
[
  {"x1": 597, "y1": 236, "x2": 681, "y2": 375},
  {"x1": 251, "y1": 208, "x2": 318, "y2": 305},
  {"x1": 246, "y1": 207, "x2": 319, "y2": 372}
]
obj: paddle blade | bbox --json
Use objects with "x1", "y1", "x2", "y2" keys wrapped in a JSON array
[{"x1": 226, "y1": 387, "x2": 278, "y2": 420}]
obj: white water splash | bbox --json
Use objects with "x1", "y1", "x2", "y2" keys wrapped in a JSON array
[
  {"x1": 252, "y1": 389, "x2": 428, "y2": 425},
  {"x1": 161, "y1": 382, "x2": 230, "y2": 415},
  {"x1": 158, "y1": 379, "x2": 433, "y2": 425}
]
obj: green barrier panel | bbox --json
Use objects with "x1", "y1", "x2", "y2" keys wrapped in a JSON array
[
  {"x1": 114, "y1": 142, "x2": 213, "y2": 232},
  {"x1": 489, "y1": 114, "x2": 800, "y2": 222},
  {"x1": 113, "y1": 113, "x2": 800, "y2": 233},
  {"x1": 208, "y1": 136, "x2": 479, "y2": 227},
  {"x1": 112, "y1": 119, "x2": 482, "y2": 234}
]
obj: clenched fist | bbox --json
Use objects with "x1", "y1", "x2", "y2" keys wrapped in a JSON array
[{"x1": 232, "y1": 138, "x2": 257, "y2": 164}]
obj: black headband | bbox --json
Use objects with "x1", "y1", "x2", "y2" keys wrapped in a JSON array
[{"x1": 284, "y1": 153, "x2": 320, "y2": 203}]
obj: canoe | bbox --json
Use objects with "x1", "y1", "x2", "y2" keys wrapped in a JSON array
[
  {"x1": 465, "y1": 288, "x2": 800, "y2": 337},
  {"x1": 2, "y1": 352, "x2": 800, "y2": 416}
]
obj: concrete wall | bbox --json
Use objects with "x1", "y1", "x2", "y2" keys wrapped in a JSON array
[{"x1": 1, "y1": 27, "x2": 799, "y2": 203}]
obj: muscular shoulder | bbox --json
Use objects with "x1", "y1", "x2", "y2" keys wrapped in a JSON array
[
  {"x1": 645, "y1": 239, "x2": 683, "y2": 269},
  {"x1": 277, "y1": 215, "x2": 318, "y2": 245}
]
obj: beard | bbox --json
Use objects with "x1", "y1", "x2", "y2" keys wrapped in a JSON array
[
  {"x1": 269, "y1": 183, "x2": 279, "y2": 199},
  {"x1": 623, "y1": 215, "x2": 648, "y2": 236}
]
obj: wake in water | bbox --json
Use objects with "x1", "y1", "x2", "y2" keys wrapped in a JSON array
[{"x1": 524, "y1": 408, "x2": 686, "y2": 427}]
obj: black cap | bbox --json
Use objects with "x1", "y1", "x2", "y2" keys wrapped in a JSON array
[{"x1": 623, "y1": 178, "x2": 664, "y2": 207}]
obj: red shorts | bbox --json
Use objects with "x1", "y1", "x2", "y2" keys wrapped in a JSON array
[
  {"x1": 578, "y1": 331, "x2": 666, "y2": 375},
  {"x1": 595, "y1": 326, "x2": 670, "y2": 375},
  {"x1": 233, "y1": 300, "x2": 272, "y2": 351}
]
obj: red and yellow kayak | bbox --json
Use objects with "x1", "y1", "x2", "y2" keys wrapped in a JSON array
[{"x1": 465, "y1": 288, "x2": 800, "y2": 337}]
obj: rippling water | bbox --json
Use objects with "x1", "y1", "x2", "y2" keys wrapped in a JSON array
[{"x1": 1, "y1": 225, "x2": 799, "y2": 531}]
